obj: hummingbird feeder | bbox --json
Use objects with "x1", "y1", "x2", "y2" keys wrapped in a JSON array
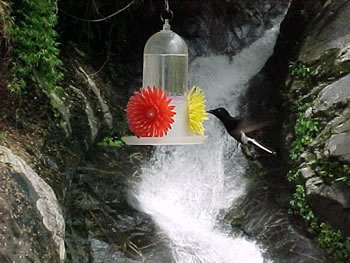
[{"x1": 122, "y1": 5, "x2": 208, "y2": 145}]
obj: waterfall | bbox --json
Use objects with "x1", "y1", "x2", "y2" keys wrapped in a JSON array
[{"x1": 130, "y1": 18, "x2": 285, "y2": 263}]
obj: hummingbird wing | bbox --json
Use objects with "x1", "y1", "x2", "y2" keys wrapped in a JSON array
[
  {"x1": 235, "y1": 120, "x2": 270, "y2": 134},
  {"x1": 220, "y1": 116, "x2": 271, "y2": 142}
]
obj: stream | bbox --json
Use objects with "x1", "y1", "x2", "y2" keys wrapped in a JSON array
[{"x1": 129, "y1": 17, "x2": 285, "y2": 263}]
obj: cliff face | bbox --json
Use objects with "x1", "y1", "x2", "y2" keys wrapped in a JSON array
[{"x1": 280, "y1": 0, "x2": 350, "y2": 260}]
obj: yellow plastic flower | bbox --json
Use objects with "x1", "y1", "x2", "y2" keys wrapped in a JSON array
[{"x1": 187, "y1": 86, "x2": 208, "y2": 136}]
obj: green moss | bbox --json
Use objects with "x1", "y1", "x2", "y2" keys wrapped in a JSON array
[
  {"x1": 287, "y1": 48, "x2": 350, "y2": 106},
  {"x1": 311, "y1": 49, "x2": 350, "y2": 80}
]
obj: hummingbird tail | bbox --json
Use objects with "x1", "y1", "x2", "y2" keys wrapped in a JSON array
[{"x1": 240, "y1": 131, "x2": 276, "y2": 155}]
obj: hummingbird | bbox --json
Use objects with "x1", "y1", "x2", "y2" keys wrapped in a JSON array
[{"x1": 207, "y1": 107, "x2": 276, "y2": 156}]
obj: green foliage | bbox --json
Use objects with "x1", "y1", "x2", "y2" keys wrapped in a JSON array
[
  {"x1": 289, "y1": 61, "x2": 311, "y2": 79},
  {"x1": 288, "y1": 162, "x2": 350, "y2": 261},
  {"x1": 98, "y1": 136, "x2": 124, "y2": 147},
  {"x1": 311, "y1": 158, "x2": 350, "y2": 186},
  {"x1": 289, "y1": 184, "x2": 350, "y2": 262},
  {"x1": 289, "y1": 185, "x2": 317, "y2": 231},
  {"x1": 8, "y1": 0, "x2": 63, "y2": 95},
  {"x1": 317, "y1": 223, "x2": 350, "y2": 261},
  {"x1": 287, "y1": 168, "x2": 300, "y2": 183},
  {"x1": 287, "y1": 98, "x2": 350, "y2": 261},
  {"x1": 289, "y1": 110, "x2": 319, "y2": 161}
]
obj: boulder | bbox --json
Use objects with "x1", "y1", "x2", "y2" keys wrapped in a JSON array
[
  {"x1": 326, "y1": 133, "x2": 350, "y2": 162},
  {"x1": 313, "y1": 73, "x2": 350, "y2": 112},
  {"x1": 306, "y1": 178, "x2": 350, "y2": 235},
  {"x1": 323, "y1": 114, "x2": 350, "y2": 162},
  {"x1": 0, "y1": 146, "x2": 65, "y2": 262}
]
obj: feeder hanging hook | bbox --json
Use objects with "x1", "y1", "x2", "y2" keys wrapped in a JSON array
[
  {"x1": 161, "y1": 0, "x2": 173, "y2": 23},
  {"x1": 165, "y1": 0, "x2": 169, "y2": 12}
]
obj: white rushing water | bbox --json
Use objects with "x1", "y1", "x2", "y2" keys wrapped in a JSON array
[{"x1": 130, "y1": 19, "x2": 284, "y2": 263}]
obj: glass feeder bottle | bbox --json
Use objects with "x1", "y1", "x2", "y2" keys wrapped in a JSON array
[
  {"x1": 143, "y1": 19, "x2": 188, "y2": 96},
  {"x1": 143, "y1": 19, "x2": 190, "y2": 137}
]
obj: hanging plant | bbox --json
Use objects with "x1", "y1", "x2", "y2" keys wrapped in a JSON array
[
  {"x1": 187, "y1": 86, "x2": 208, "y2": 136},
  {"x1": 126, "y1": 86, "x2": 176, "y2": 137}
]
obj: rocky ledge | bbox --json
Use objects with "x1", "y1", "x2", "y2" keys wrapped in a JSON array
[{"x1": 0, "y1": 146, "x2": 64, "y2": 262}]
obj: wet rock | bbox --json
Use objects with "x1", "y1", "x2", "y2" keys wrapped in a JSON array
[
  {"x1": 307, "y1": 180, "x2": 350, "y2": 209},
  {"x1": 77, "y1": 66, "x2": 113, "y2": 130},
  {"x1": 323, "y1": 112, "x2": 350, "y2": 162},
  {"x1": 300, "y1": 166, "x2": 316, "y2": 180},
  {"x1": 334, "y1": 118, "x2": 350, "y2": 133},
  {"x1": 309, "y1": 107, "x2": 350, "y2": 147},
  {"x1": 307, "y1": 181, "x2": 350, "y2": 235},
  {"x1": 313, "y1": 73, "x2": 350, "y2": 112},
  {"x1": 64, "y1": 145, "x2": 173, "y2": 262},
  {"x1": 70, "y1": 85, "x2": 99, "y2": 143},
  {"x1": 326, "y1": 133, "x2": 350, "y2": 161},
  {"x1": 226, "y1": 189, "x2": 330, "y2": 263},
  {"x1": 48, "y1": 90, "x2": 72, "y2": 137},
  {"x1": 299, "y1": 1, "x2": 350, "y2": 62},
  {"x1": 336, "y1": 46, "x2": 350, "y2": 63},
  {"x1": 90, "y1": 238, "x2": 139, "y2": 263},
  {"x1": 305, "y1": 177, "x2": 324, "y2": 193},
  {"x1": 180, "y1": 0, "x2": 290, "y2": 57},
  {"x1": 0, "y1": 146, "x2": 65, "y2": 262}
]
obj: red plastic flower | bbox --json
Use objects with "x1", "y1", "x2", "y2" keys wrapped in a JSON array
[{"x1": 126, "y1": 86, "x2": 176, "y2": 137}]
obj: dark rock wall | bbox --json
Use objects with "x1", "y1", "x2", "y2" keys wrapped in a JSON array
[{"x1": 282, "y1": 0, "x2": 350, "y2": 235}]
